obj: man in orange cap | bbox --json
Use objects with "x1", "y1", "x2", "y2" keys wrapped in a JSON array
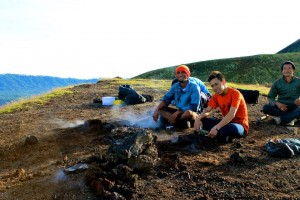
[{"x1": 153, "y1": 65, "x2": 201, "y2": 129}]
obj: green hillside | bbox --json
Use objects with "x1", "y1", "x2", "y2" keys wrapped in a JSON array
[{"x1": 134, "y1": 53, "x2": 300, "y2": 84}]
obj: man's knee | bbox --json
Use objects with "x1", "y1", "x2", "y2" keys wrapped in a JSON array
[
  {"x1": 262, "y1": 104, "x2": 268, "y2": 113},
  {"x1": 262, "y1": 104, "x2": 274, "y2": 114},
  {"x1": 181, "y1": 110, "x2": 197, "y2": 120}
]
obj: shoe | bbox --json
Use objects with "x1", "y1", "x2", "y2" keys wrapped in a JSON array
[
  {"x1": 176, "y1": 120, "x2": 191, "y2": 129},
  {"x1": 286, "y1": 119, "x2": 295, "y2": 126},
  {"x1": 273, "y1": 117, "x2": 281, "y2": 125},
  {"x1": 226, "y1": 136, "x2": 234, "y2": 143},
  {"x1": 157, "y1": 117, "x2": 169, "y2": 129}
]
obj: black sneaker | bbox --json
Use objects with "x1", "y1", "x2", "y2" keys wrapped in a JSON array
[
  {"x1": 175, "y1": 120, "x2": 191, "y2": 129},
  {"x1": 226, "y1": 136, "x2": 234, "y2": 143},
  {"x1": 158, "y1": 117, "x2": 169, "y2": 129}
]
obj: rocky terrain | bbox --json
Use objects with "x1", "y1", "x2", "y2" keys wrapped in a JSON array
[{"x1": 0, "y1": 79, "x2": 300, "y2": 199}]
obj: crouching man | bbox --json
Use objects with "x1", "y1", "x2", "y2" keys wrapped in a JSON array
[
  {"x1": 152, "y1": 65, "x2": 201, "y2": 129},
  {"x1": 194, "y1": 71, "x2": 249, "y2": 142},
  {"x1": 262, "y1": 61, "x2": 300, "y2": 126}
]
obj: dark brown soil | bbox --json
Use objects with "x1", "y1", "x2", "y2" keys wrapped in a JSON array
[{"x1": 1, "y1": 79, "x2": 300, "y2": 199}]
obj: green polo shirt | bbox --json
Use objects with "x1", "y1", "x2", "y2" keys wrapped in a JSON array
[{"x1": 268, "y1": 76, "x2": 300, "y2": 106}]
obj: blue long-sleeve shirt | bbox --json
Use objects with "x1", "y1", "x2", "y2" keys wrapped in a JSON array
[
  {"x1": 163, "y1": 80, "x2": 201, "y2": 112},
  {"x1": 171, "y1": 77, "x2": 211, "y2": 95},
  {"x1": 188, "y1": 77, "x2": 210, "y2": 95}
]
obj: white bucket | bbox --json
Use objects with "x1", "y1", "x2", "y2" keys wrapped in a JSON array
[{"x1": 102, "y1": 96, "x2": 116, "y2": 106}]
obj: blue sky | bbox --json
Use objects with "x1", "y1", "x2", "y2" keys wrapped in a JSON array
[{"x1": 0, "y1": 0, "x2": 299, "y2": 79}]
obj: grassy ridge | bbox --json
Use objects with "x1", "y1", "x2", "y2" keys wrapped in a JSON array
[
  {"x1": 135, "y1": 53, "x2": 300, "y2": 84},
  {"x1": 0, "y1": 87, "x2": 73, "y2": 114}
]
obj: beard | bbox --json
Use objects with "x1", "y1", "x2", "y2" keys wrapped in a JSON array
[{"x1": 178, "y1": 78, "x2": 188, "y2": 83}]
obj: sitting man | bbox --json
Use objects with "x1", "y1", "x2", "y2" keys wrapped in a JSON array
[
  {"x1": 171, "y1": 76, "x2": 211, "y2": 112},
  {"x1": 152, "y1": 65, "x2": 201, "y2": 129},
  {"x1": 194, "y1": 71, "x2": 249, "y2": 142},
  {"x1": 262, "y1": 61, "x2": 300, "y2": 126}
]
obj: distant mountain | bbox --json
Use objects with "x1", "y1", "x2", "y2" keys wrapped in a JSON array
[
  {"x1": 277, "y1": 39, "x2": 300, "y2": 53},
  {"x1": 0, "y1": 74, "x2": 98, "y2": 106}
]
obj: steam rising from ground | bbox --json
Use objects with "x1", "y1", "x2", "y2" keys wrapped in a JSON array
[
  {"x1": 112, "y1": 106, "x2": 160, "y2": 129},
  {"x1": 49, "y1": 107, "x2": 181, "y2": 142},
  {"x1": 110, "y1": 106, "x2": 182, "y2": 142},
  {"x1": 54, "y1": 169, "x2": 66, "y2": 182},
  {"x1": 51, "y1": 118, "x2": 85, "y2": 128}
]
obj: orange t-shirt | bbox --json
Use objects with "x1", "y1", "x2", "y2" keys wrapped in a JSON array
[{"x1": 208, "y1": 87, "x2": 249, "y2": 133}]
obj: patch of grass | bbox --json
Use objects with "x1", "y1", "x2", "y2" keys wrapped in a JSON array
[
  {"x1": 102, "y1": 78, "x2": 171, "y2": 91},
  {"x1": 0, "y1": 87, "x2": 73, "y2": 114},
  {"x1": 226, "y1": 82, "x2": 270, "y2": 95}
]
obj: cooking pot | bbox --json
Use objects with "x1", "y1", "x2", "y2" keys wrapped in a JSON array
[{"x1": 102, "y1": 96, "x2": 115, "y2": 106}]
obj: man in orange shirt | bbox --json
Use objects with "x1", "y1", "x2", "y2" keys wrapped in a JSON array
[{"x1": 194, "y1": 71, "x2": 249, "y2": 142}]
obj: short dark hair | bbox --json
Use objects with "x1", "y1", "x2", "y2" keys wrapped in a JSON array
[
  {"x1": 207, "y1": 71, "x2": 225, "y2": 82},
  {"x1": 281, "y1": 61, "x2": 295, "y2": 71}
]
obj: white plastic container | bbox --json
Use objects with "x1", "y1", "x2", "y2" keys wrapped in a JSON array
[{"x1": 102, "y1": 96, "x2": 116, "y2": 106}]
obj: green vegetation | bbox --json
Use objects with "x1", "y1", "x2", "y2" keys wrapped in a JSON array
[
  {"x1": 101, "y1": 78, "x2": 171, "y2": 91},
  {"x1": 134, "y1": 53, "x2": 300, "y2": 84},
  {"x1": 0, "y1": 87, "x2": 73, "y2": 114}
]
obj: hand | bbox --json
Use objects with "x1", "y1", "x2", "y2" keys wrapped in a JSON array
[
  {"x1": 191, "y1": 112, "x2": 199, "y2": 121},
  {"x1": 276, "y1": 102, "x2": 288, "y2": 112},
  {"x1": 153, "y1": 110, "x2": 159, "y2": 122},
  {"x1": 294, "y1": 99, "x2": 300, "y2": 106},
  {"x1": 207, "y1": 127, "x2": 218, "y2": 138},
  {"x1": 194, "y1": 116, "x2": 203, "y2": 130}
]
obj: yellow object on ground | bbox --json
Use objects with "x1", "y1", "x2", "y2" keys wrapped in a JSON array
[{"x1": 113, "y1": 99, "x2": 124, "y2": 106}]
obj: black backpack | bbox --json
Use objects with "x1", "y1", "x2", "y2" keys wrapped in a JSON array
[
  {"x1": 118, "y1": 85, "x2": 147, "y2": 105},
  {"x1": 237, "y1": 88, "x2": 259, "y2": 104}
]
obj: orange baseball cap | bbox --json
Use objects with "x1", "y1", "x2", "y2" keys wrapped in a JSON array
[{"x1": 176, "y1": 65, "x2": 190, "y2": 78}]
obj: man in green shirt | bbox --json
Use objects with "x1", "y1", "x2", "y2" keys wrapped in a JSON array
[{"x1": 262, "y1": 61, "x2": 300, "y2": 125}]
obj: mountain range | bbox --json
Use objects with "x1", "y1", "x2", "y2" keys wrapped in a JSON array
[{"x1": 0, "y1": 74, "x2": 98, "y2": 106}]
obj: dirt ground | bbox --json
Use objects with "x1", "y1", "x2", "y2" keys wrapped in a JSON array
[{"x1": 1, "y1": 79, "x2": 300, "y2": 200}]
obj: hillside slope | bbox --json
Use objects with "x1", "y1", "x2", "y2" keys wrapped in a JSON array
[
  {"x1": 0, "y1": 74, "x2": 98, "y2": 106},
  {"x1": 135, "y1": 53, "x2": 300, "y2": 84}
]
